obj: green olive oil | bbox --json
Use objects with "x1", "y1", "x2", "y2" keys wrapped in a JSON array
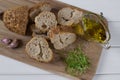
[{"x1": 82, "y1": 14, "x2": 106, "y2": 43}]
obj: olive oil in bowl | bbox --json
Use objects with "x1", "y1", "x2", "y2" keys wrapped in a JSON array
[{"x1": 73, "y1": 13, "x2": 111, "y2": 49}]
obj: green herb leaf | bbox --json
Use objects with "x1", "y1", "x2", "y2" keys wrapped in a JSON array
[{"x1": 65, "y1": 47, "x2": 90, "y2": 76}]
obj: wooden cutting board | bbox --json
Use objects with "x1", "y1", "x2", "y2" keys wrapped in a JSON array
[{"x1": 0, "y1": 0, "x2": 103, "y2": 80}]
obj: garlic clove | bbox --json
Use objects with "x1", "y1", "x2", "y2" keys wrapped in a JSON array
[
  {"x1": 1, "y1": 38, "x2": 12, "y2": 45},
  {"x1": 8, "y1": 39, "x2": 19, "y2": 48}
]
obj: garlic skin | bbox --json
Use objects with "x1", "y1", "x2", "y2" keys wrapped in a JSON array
[
  {"x1": 8, "y1": 39, "x2": 19, "y2": 48},
  {"x1": 1, "y1": 38, "x2": 12, "y2": 45}
]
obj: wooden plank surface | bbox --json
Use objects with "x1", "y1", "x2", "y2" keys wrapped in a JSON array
[{"x1": 0, "y1": 0, "x2": 103, "y2": 80}]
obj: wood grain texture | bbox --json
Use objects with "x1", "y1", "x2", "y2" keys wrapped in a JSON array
[{"x1": 0, "y1": 0, "x2": 103, "y2": 80}]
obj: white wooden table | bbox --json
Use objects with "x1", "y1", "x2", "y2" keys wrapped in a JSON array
[{"x1": 0, "y1": 0, "x2": 120, "y2": 80}]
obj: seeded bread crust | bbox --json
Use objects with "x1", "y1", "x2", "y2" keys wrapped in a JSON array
[
  {"x1": 3, "y1": 6, "x2": 29, "y2": 35},
  {"x1": 25, "y1": 36, "x2": 53, "y2": 62},
  {"x1": 58, "y1": 7, "x2": 83, "y2": 26},
  {"x1": 35, "y1": 11, "x2": 57, "y2": 33}
]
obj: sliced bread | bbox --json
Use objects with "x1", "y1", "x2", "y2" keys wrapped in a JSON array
[
  {"x1": 48, "y1": 28, "x2": 76, "y2": 50},
  {"x1": 58, "y1": 7, "x2": 83, "y2": 26},
  {"x1": 25, "y1": 36, "x2": 53, "y2": 62},
  {"x1": 29, "y1": 2, "x2": 52, "y2": 21},
  {"x1": 3, "y1": 6, "x2": 29, "y2": 35},
  {"x1": 35, "y1": 11, "x2": 57, "y2": 33}
]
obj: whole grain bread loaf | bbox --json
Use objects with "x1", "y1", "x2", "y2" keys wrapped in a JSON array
[
  {"x1": 3, "y1": 6, "x2": 29, "y2": 35},
  {"x1": 58, "y1": 7, "x2": 83, "y2": 26},
  {"x1": 25, "y1": 36, "x2": 53, "y2": 62}
]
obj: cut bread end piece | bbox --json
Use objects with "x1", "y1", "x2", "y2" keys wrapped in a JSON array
[{"x1": 3, "y1": 6, "x2": 29, "y2": 35}]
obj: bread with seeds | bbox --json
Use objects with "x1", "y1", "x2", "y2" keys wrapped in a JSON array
[{"x1": 3, "y1": 6, "x2": 29, "y2": 35}]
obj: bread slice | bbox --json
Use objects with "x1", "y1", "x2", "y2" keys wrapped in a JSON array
[
  {"x1": 29, "y1": 2, "x2": 51, "y2": 21},
  {"x1": 3, "y1": 6, "x2": 29, "y2": 35},
  {"x1": 58, "y1": 7, "x2": 83, "y2": 26},
  {"x1": 35, "y1": 11, "x2": 57, "y2": 33},
  {"x1": 48, "y1": 28, "x2": 76, "y2": 50},
  {"x1": 25, "y1": 36, "x2": 53, "y2": 62}
]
